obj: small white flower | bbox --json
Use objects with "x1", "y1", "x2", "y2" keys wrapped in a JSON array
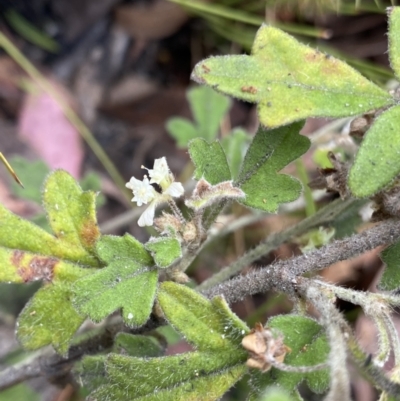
[
  {"x1": 127, "y1": 157, "x2": 185, "y2": 227},
  {"x1": 138, "y1": 201, "x2": 157, "y2": 227},
  {"x1": 164, "y1": 182, "x2": 184, "y2": 197},
  {"x1": 144, "y1": 157, "x2": 169, "y2": 185},
  {"x1": 126, "y1": 175, "x2": 156, "y2": 206}
]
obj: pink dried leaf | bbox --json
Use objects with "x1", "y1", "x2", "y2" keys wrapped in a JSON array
[{"x1": 18, "y1": 80, "x2": 83, "y2": 178}]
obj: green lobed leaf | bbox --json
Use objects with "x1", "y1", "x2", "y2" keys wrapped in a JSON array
[
  {"x1": 72, "y1": 234, "x2": 157, "y2": 327},
  {"x1": 43, "y1": 170, "x2": 100, "y2": 261},
  {"x1": 145, "y1": 237, "x2": 182, "y2": 268},
  {"x1": 0, "y1": 170, "x2": 101, "y2": 353},
  {"x1": 379, "y1": 240, "x2": 400, "y2": 291},
  {"x1": 88, "y1": 353, "x2": 245, "y2": 401},
  {"x1": 388, "y1": 7, "x2": 400, "y2": 81},
  {"x1": 166, "y1": 118, "x2": 199, "y2": 148},
  {"x1": 188, "y1": 85, "x2": 231, "y2": 141},
  {"x1": 166, "y1": 86, "x2": 230, "y2": 148},
  {"x1": 0, "y1": 170, "x2": 101, "y2": 268},
  {"x1": 238, "y1": 122, "x2": 310, "y2": 212},
  {"x1": 17, "y1": 260, "x2": 94, "y2": 355},
  {"x1": 191, "y1": 25, "x2": 393, "y2": 128},
  {"x1": 221, "y1": 128, "x2": 251, "y2": 179},
  {"x1": 158, "y1": 281, "x2": 249, "y2": 351},
  {"x1": 79, "y1": 283, "x2": 249, "y2": 400},
  {"x1": 349, "y1": 106, "x2": 400, "y2": 197},
  {"x1": 114, "y1": 333, "x2": 164, "y2": 357},
  {"x1": 249, "y1": 315, "x2": 329, "y2": 399},
  {"x1": 189, "y1": 138, "x2": 232, "y2": 184}
]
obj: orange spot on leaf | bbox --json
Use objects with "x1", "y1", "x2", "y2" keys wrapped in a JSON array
[
  {"x1": 241, "y1": 86, "x2": 258, "y2": 94},
  {"x1": 80, "y1": 219, "x2": 100, "y2": 249},
  {"x1": 304, "y1": 50, "x2": 323, "y2": 63},
  {"x1": 11, "y1": 250, "x2": 58, "y2": 282}
]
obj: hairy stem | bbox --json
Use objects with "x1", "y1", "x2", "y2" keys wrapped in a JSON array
[
  {"x1": 303, "y1": 284, "x2": 351, "y2": 401},
  {"x1": 168, "y1": 199, "x2": 186, "y2": 224},
  {"x1": 301, "y1": 279, "x2": 400, "y2": 396},
  {"x1": 272, "y1": 360, "x2": 328, "y2": 373},
  {"x1": 198, "y1": 197, "x2": 359, "y2": 291},
  {"x1": 373, "y1": 315, "x2": 392, "y2": 366},
  {"x1": 313, "y1": 280, "x2": 392, "y2": 365},
  {"x1": 381, "y1": 311, "x2": 400, "y2": 367},
  {"x1": 203, "y1": 218, "x2": 400, "y2": 303},
  {"x1": 346, "y1": 326, "x2": 400, "y2": 397}
]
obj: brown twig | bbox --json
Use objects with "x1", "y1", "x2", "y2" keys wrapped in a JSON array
[{"x1": 203, "y1": 218, "x2": 400, "y2": 303}]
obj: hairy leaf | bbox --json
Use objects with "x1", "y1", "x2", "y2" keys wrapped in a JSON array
[
  {"x1": 17, "y1": 261, "x2": 93, "y2": 355},
  {"x1": 0, "y1": 170, "x2": 101, "y2": 354},
  {"x1": 44, "y1": 170, "x2": 100, "y2": 257},
  {"x1": 191, "y1": 25, "x2": 393, "y2": 128},
  {"x1": 89, "y1": 353, "x2": 245, "y2": 401},
  {"x1": 349, "y1": 106, "x2": 400, "y2": 197},
  {"x1": 114, "y1": 333, "x2": 164, "y2": 357},
  {"x1": 159, "y1": 282, "x2": 249, "y2": 351},
  {"x1": 79, "y1": 283, "x2": 249, "y2": 400},
  {"x1": 388, "y1": 7, "x2": 400, "y2": 80},
  {"x1": 249, "y1": 315, "x2": 329, "y2": 400},
  {"x1": 189, "y1": 138, "x2": 231, "y2": 184},
  {"x1": 167, "y1": 86, "x2": 230, "y2": 147},
  {"x1": 380, "y1": 240, "x2": 400, "y2": 291},
  {"x1": 145, "y1": 237, "x2": 181, "y2": 268},
  {"x1": 72, "y1": 234, "x2": 157, "y2": 327},
  {"x1": 76, "y1": 355, "x2": 106, "y2": 393},
  {"x1": 185, "y1": 180, "x2": 245, "y2": 211},
  {"x1": 238, "y1": 122, "x2": 310, "y2": 212},
  {"x1": 0, "y1": 170, "x2": 100, "y2": 268}
]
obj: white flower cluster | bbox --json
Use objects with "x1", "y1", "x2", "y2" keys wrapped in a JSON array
[{"x1": 126, "y1": 157, "x2": 184, "y2": 227}]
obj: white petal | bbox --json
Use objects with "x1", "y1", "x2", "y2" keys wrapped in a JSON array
[
  {"x1": 148, "y1": 157, "x2": 170, "y2": 184},
  {"x1": 164, "y1": 182, "x2": 184, "y2": 198},
  {"x1": 153, "y1": 157, "x2": 168, "y2": 172},
  {"x1": 130, "y1": 176, "x2": 156, "y2": 206},
  {"x1": 138, "y1": 202, "x2": 156, "y2": 227},
  {"x1": 125, "y1": 176, "x2": 142, "y2": 190}
]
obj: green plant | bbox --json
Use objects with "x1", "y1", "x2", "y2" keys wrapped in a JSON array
[{"x1": 4, "y1": 6, "x2": 400, "y2": 401}]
